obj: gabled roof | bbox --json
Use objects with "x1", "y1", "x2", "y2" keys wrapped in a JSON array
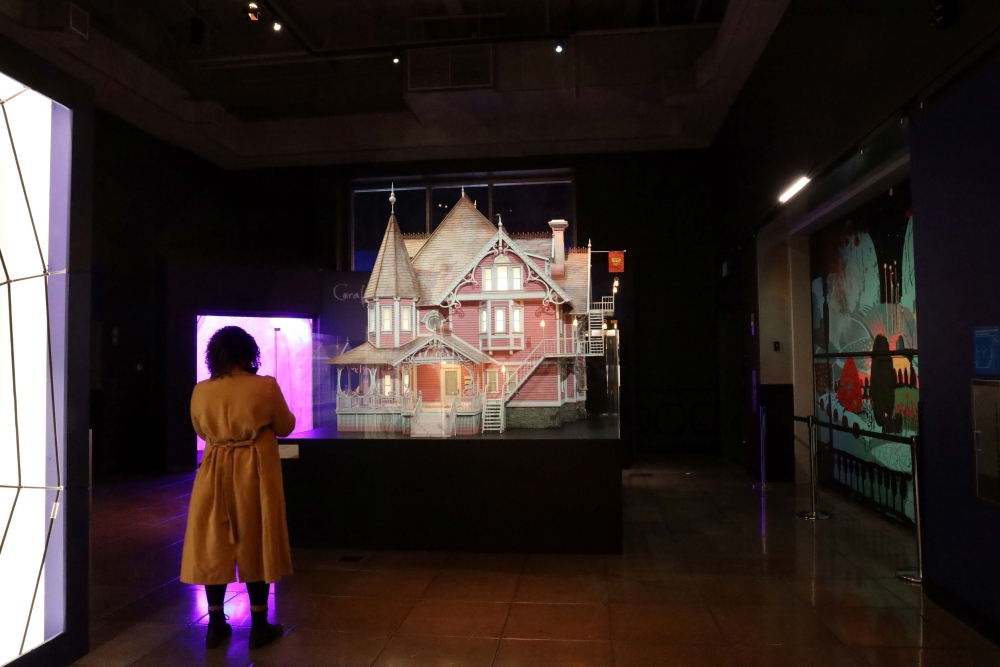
[
  {"x1": 411, "y1": 194, "x2": 497, "y2": 304},
  {"x1": 325, "y1": 338, "x2": 426, "y2": 366},
  {"x1": 433, "y1": 228, "x2": 572, "y2": 307},
  {"x1": 326, "y1": 334, "x2": 491, "y2": 366},
  {"x1": 364, "y1": 213, "x2": 420, "y2": 300}
]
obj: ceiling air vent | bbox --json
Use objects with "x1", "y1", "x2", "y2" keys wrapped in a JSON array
[
  {"x1": 408, "y1": 45, "x2": 492, "y2": 91},
  {"x1": 69, "y1": 3, "x2": 89, "y2": 39}
]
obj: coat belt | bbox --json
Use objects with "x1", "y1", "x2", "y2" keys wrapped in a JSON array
[{"x1": 206, "y1": 437, "x2": 256, "y2": 545}]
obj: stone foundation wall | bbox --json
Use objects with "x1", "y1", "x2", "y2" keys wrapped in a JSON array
[{"x1": 506, "y1": 402, "x2": 587, "y2": 429}]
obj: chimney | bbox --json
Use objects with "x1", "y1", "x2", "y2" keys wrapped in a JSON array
[{"x1": 548, "y1": 219, "x2": 568, "y2": 277}]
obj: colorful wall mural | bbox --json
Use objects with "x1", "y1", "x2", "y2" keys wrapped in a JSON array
[{"x1": 810, "y1": 181, "x2": 917, "y2": 522}]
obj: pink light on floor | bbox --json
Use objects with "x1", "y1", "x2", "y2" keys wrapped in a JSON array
[{"x1": 196, "y1": 315, "x2": 313, "y2": 451}]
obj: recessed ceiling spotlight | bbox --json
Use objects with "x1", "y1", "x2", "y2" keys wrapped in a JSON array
[
  {"x1": 273, "y1": 21, "x2": 282, "y2": 31},
  {"x1": 778, "y1": 176, "x2": 811, "y2": 203},
  {"x1": 555, "y1": 42, "x2": 564, "y2": 53},
  {"x1": 392, "y1": 54, "x2": 400, "y2": 64},
  {"x1": 246, "y1": 2, "x2": 260, "y2": 21}
]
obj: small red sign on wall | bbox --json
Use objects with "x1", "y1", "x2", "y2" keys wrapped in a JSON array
[{"x1": 608, "y1": 251, "x2": 625, "y2": 273}]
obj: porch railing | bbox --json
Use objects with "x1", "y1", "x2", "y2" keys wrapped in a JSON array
[
  {"x1": 591, "y1": 296, "x2": 615, "y2": 313},
  {"x1": 446, "y1": 396, "x2": 458, "y2": 437},
  {"x1": 457, "y1": 393, "x2": 483, "y2": 412},
  {"x1": 337, "y1": 394, "x2": 400, "y2": 410}
]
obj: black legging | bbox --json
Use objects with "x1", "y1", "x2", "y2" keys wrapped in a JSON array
[{"x1": 205, "y1": 581, "x2": 269, "y2": 608}]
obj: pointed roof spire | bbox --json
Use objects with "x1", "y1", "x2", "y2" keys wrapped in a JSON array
[
  {"x1": 389, "y1": 183, "x2": 396, "y2": 214},
  {"x1": 364, "y1": 201, "x2": 420, "y2": 300},
  {"x1": 497, "y1": 213, "x2": 503, "y2": 229},
  {"x1": 461, "y1": 185, "x2": 466, "y2": 198}
]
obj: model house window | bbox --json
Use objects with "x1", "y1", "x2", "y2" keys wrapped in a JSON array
[
  {"x1": 480, "y1": 308, "x2": 488, "y2": 333},
  {"x1": 495, "y1": 308, "x2": 505, "y2": 333},
  {"x1": 497, "y1": 265, "x2": 508, "y2": 291},
  {"x1": 401, "y1": 307, "x2": 411, "y2": 331},
  {"x1": 403, "y1": 372, "x2": 410, "y2": 391},
  {"x1": 368, "y1": 307, "x2": 375, "y2": 333},
  {"x1": 512, "y1": 267, "x2": 522, "y2": 290},
  {"x1": 383, "y1": 374, "x2": 392, "y2": 396},
  {"x1": 382, "y1": 306, "x2": 392, "y2": 332},
  {"x1": 483, "y1": 267, "x2": 493, "y2": 291},
  {"x1": 512, "y1": 307, "x2": 523, "y2": 333},
  {"x1": 487, "y1": 370, "x2": 498, "y2": 393}
]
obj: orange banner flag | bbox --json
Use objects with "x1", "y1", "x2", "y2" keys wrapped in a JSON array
[{"x1": 608, "y1": 251, "x2": 625, "y2": 273}]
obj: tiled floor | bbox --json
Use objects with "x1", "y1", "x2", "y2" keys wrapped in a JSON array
[{"x1": 76, "y1": 458, "x2": 1000, "y2": 667}]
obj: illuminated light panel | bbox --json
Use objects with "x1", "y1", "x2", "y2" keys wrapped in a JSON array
[
  {"x1": 0, "y1": 69, "x2": 72, "y2": 665},
  {"x1": 778, "y1": 176, "x2": 811, "y2": 203},
  {"x1": 195, "y1": 315, "x2": 314, "y2": 451}
]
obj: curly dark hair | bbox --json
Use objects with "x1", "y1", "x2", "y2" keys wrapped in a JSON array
[{"x1": 205, "y1": 326, "x2": 261, "y2": 379}]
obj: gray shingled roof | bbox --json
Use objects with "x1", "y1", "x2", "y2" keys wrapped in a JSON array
[
  {"x1": 403, "y1": 236, "x2": 428, "y2": 258},
  {"x1": 411, "y1": 195, "x2": 497, "y2": 304},
  {"x1": 325, "y1": 338, "x2": 424, "y2": 366},
  {"x1": 553, "y1": 252, "x2": 590, "y2": 313},
  {"x1": 364, "y1": 213, "x2": 420, "y2": 300},
  {"x1": 326, "y1": 334, "x2": 491, "y2": 366}
]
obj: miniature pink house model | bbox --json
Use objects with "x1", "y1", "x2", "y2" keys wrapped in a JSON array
[{"x1": 328, "y1": 187, "x2": 615, "y2": 436}]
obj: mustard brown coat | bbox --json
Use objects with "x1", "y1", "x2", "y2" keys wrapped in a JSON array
[{"x1": 180, "y1": 371, "x2": 296, "y2": 585}]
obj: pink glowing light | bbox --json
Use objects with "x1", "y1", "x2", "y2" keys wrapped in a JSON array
[{"x1": 195, "y1": 315, "x2": 313, "y2": 451}]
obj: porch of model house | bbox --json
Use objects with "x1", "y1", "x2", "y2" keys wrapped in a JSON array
[{"x1": 334, "y1": 358, "x2": 487, "y2": 437}]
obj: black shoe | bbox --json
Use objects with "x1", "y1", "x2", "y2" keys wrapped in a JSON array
[
  {"x1": 248, "y1": 621, "x2": 284, "y2": 649},
  {"x1": 205, "y1": 612, "x2": 232, "y2": 649}
]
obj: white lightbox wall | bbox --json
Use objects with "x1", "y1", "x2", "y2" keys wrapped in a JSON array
[{"x1": 0, "y1": 70, "x2": 72, "y2": 665}]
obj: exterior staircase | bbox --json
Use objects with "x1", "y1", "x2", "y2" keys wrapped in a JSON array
[
  {"x1": 410, "y1": 410, "x2": 448, "y2": 437},
  {"x1": 482, "y1": 300, "x2": 614, "y2": 435},
  {"x1": 410, "y1": 399, "x2": 458, "y2": 437},
  {"x1": 482, "y1": 398, "x2": 505, "y2": 433}
]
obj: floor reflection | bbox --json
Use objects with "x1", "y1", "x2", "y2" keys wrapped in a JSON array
[{"x1": 75, "y1": 459, "x2": 1000, "y2": 667}]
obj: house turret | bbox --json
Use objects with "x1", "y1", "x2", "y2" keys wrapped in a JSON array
[{"x1": 364, "y1": 185, "x2": 420, "y2": 301}]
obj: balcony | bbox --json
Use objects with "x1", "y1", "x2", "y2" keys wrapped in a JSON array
[{"x1": 479, "y1": 333, "x2": 525, "y2": 351}]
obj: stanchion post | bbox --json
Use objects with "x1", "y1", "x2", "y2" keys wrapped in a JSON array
[
  {"x1": 799, "y1": 415, "x2": 830, "y2": 520},
  {"x1": 897, "y1": 434, "x2": 923, "y2": 584},
  {"x1": 754, "y1": 406, "x2": 767, "y2": 490}
]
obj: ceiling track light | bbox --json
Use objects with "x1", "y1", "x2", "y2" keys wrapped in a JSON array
[
  {"x1": 273, "y1": 21, "x2": 282, "y2": 31},
  {"x1": 778, "y1": 176, "x2": 811, "y2": 204},
  {"x1": 391, "y1": 52, "x2": 401, "y2": 65},
  {"x1": 555, "y1": 42, "x2": 564, "y2": 53},
  {"x1": 246, "y1": 2, "x2": 260, "y2": 21}
]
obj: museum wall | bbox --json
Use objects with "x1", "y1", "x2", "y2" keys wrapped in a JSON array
[
  {"x1": 910, "y1": 53, "x2": 1000, "y2": 625},
  {"x1": 90, "y1": 112, "x2": 340, "y2": 475},
  {"x1": 713, "y1": 0, "x2": 1000, "y2": 238},
  {"x1": 91, "y1": 111, "x2": 718, "y2": 475}
]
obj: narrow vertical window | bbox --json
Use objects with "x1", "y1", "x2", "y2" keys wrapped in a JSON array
[
  {"x1": 368, "y1": 307, "x2": 375, "y2": 333},
  {"x1": 401, "y1": 307, "x2": 411, "y2": 331},
  {"x1": 480, "y1": 308, "x2": 488, "y2": 333},
  {"x1": 403, "y1": 372, "x2": 410, "y2": 391},
  {"x1": 512, "y1": 267, "x2": 522, "y2": 290},
  {"x1": 483, "y1": 267, "x2": 493, "y2": 291},
  {"x1": 382, "y1": 306, "x2": 392, "y2": 331},
  {"x1": 383, "y1": 374, "x2": 392, "y2": 396},
  {"x1": 487, "y1": 371, "x2": 498, "y2": 394},
  {"x1": 513, "y1": 308, "x2": 522, "y2": 333},
  {"x1": 497, "y1": 265, "x2": 508, "y2": 290},
  {"x1": 495, "y1": 308, "x2": 505, "y2": 333}
]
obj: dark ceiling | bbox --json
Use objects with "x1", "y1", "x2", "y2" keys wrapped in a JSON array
[
  {"x1": 4, "y1": 0, "x2": 780, "y2": 166},
  {"x1": 76, "y1": 0, "x2": 729, "y2": 120}
]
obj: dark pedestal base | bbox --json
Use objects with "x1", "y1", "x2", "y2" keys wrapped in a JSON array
[{"x1": 279, "y1": 435, "x2": 622, "y2": 554}]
